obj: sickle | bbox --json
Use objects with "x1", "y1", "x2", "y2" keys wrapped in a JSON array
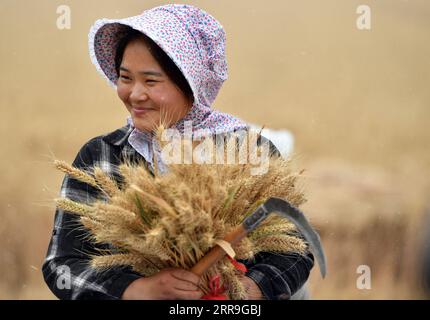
[{"x1": 191, "y1": 197, "x2": 327, "y2": 278}]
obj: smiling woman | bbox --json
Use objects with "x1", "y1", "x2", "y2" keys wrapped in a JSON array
[
  {"x1": 42, "y1": 3, "x2": 315, "y2": 300},
  {"x1": 115, "y1": 29, "x2": 194, "y2": 132}
]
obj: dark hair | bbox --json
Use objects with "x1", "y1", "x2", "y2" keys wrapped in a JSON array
[{"x1": 115, "y1": 27, "x2": 194, "y2": 104}]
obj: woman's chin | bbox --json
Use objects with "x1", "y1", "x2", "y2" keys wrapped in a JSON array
[{"x1": 132, "y1": 119, "x2": 156, "y2": 133}]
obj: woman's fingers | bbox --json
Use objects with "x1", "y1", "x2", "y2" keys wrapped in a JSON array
[
  {"x1": 171, "y1": 282, "x2": 203, "y2": 300},
  {"x1": 155, "y1": 268, "x2": 203, "y2": 299},
  {"x1": 164, "y1": 280, "x2": 203, "y2": 300},
  {"x1": 173, "y1": 288, "x2": 204, "y2": 300},
  {"x1": 169, "y1": 270, "x2": 203, "y2": 298},
  {"x1": 122, "y1": 268, "x2": 204, "y2": 300},
  {"x1": 172, "y1": 279, "x2": 200, "y2": 291},
  {"x1": 239, "y1": 275, "x2": 264, "y2": 300},
  {"x1": 171, "y1": 268, "x2": 201, "y2": 285}
]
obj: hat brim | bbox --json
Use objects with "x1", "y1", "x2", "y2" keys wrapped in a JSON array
[{"x1": 88, "y1": 14, "x2": 198, "y2": 103}]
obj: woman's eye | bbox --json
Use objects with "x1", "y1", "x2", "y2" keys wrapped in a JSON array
[
  {"x1": 120, "y1": 75, "x2": 131, "y2": 81},
  {"x1": 146, "y1": 79, "x2": 157, "y2": 83}
]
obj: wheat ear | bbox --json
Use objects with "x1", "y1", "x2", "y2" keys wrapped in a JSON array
[{"x1": 54, "y1": 160, "x2": 98, "y2": 188}]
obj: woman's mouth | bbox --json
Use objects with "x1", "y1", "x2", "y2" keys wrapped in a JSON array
[{"x1": 132, "y1": 107, "x2": 154, "y2": 117}]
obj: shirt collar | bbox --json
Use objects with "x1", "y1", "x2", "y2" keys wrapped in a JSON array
[{"x1": 102, "y1": 124, "x2": 134, "y2": 147}]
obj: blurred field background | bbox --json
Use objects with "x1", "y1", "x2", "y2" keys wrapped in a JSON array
[{"x1": 1, "y1": 0, "x2": 429, "y2": 299}]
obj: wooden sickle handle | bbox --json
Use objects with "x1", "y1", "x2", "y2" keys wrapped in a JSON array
[{"x1": 191, "y1": 225, "x2": 248, "y2": 277}]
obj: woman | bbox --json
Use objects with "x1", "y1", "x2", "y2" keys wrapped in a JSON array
[{"x1": 42, "y1": 4, "x2": 314, "y2": 300}]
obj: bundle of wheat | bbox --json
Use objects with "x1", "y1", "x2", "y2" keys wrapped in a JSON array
[{"x1": 54, "y1": 128, "x2": 308, "y2": 299}]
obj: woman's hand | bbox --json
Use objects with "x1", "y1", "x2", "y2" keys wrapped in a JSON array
[
  {"x1": 122, "y1": 268, "x2": 204, "y2": 300},
  {"x1": 239, "y1": 275, "x2": 264, "y2": 300}
]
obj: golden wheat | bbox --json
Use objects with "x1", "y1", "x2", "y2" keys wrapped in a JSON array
[
  {"x1": 53, "y1": 128, "x2": 309, "y2": 299},
  {"x1": 54, "y1": 160, "x2": 98, "y2": 188}
]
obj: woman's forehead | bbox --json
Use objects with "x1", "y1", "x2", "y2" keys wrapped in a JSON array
[{"x1": 122, "y1": 40, "x2": 162, "y2": 69}]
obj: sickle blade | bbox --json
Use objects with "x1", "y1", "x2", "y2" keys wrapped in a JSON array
[{"x1": 262, "y1": 197, "x2": 327, "y2": 278}]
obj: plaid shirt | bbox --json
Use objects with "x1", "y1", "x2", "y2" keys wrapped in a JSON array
[{"x1": 42, "y1": 125, "x2": 314, "y2": 300}]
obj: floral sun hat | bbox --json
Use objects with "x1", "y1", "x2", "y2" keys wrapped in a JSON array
[{"x1": 88, "y1": 3, "x2": 248, "y2": 137}]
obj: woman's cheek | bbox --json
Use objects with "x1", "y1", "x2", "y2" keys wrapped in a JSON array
[{"x1": 117, "y1": 84, "x2": 129, "y2": 104}]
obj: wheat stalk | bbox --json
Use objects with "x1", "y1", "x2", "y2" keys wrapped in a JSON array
[
  {"x1": 254, "y1": 235, "x2": 308, "y2": 255},
  {"x1": 53, "y1": 126, "x2": 310, "y2": 298},
  {"x1": 55, "y1": 198, "x2": 95, "y2": 216},
  {"x1": 54, "y1": 160, "x2": 98, "y2": 188},
  {"x1": 93, "y1": 167, "x2": 120, "y2": 197}
]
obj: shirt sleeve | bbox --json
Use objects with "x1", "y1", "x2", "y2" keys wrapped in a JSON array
[
  {"x1": 241, "y1": 250, "x2": 314, "y2": 300},
  {"x1": 42, "y1": 139, "x2": 142, "y2": 300}
]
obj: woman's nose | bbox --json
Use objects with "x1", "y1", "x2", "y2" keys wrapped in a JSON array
[{"x1": 129, "y1": 83, "x2": 149, "y2": 102}]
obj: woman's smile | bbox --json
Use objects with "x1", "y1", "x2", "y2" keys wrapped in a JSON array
[{"x1": 131, "y1": 106, "x2": 155, "y2": 117}]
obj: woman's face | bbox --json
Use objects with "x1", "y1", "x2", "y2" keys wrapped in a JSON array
[{"x1": 117, "y1": 38, "x2": 192, "y2": 132}]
